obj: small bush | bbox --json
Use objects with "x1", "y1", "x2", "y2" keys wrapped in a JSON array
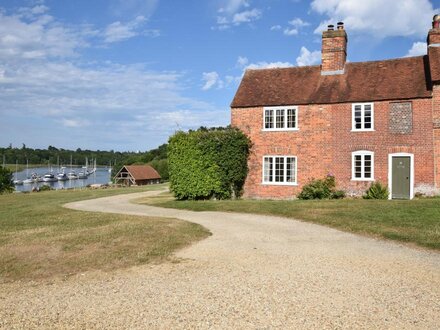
[
  {"x1": 363, "y1": 181, "x2": 389, "y2": 199},
  {"x1": 40, "y1": 185, "x2": 52, "y2": 191},
  {"x1": 298, "y1": 175, "x2": 344, "y2": 200},
  {"x1": 331, "y1": 190, "x2": 346, "y2": 199}
]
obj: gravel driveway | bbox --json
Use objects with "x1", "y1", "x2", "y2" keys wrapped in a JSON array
[{"x1": 1, "y1": 190, "x2": 439, "y2": 329}]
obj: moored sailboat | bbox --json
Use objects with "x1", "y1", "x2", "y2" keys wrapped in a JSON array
[
  {"x1": 57, "y1": 166, "x2": 68, "y2": 181},
  {"x1": 13, "y1": 161, "x2": 23, "y2": 185}
]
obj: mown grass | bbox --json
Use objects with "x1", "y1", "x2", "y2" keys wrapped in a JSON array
[
  {"x1": 140, "y1": 192, "x2": 440, "y2": 250},
  {"x1": 0, "y1": 185, "x2": 210, "y2": 282}
]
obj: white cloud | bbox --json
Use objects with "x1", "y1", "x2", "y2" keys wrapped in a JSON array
[
  {"x1": 272, "y1": 17, "x2": 310, "y2": 36},
  {"x1": 246, "y1": 61, "x2": 293, "y2": 70},
  {"x1": 311, "y1": 0, "x2": 438, "y2": 38},
  {"x1": 232, "y1": 9, "x2": 262, "y2": 24},
  {"x1": 60, "y1": 118, "x2": 91, "y2": 128},
  {"x1": 0, "y1": 5, "x2": 157, "y2": 63},
  {"x1": 18, "y1": 4, "x2": 49, "y2": 17},
  {"x1": 216, "y1": 0, "x2": 261, "y2": 29},
  {"x1": 236, "y1": 56, "x2": 249, "y2": 68},
  {"x1": 109, "y1": 0, "x2": 159, "y2": 19},
  {"x1": 225, "y1": 75, "x2": 242, "y2": 85},
  {"x1": 202, "y1": 71, "x2": 224, "y2": 90},
  {"x1": 235, "y1": 55, "x2": 293, "y2": 71},
  {"x1": 103, "y1": 16, "x2": 147, "y2": 43},
  {"x1": 0, "y1": 10, "x2": 86, "y2": 60},
  {"x1": 405, "y1": 41, "x2": 427, "y2": 57},
  {"x1": 219, "y1": 0, "x2": 250, "y2": 14},
  {"x1": 288, "y1": 18, "x2": 310, "y2": 28},
  {"x1": 296, "y1": 47, "x2": 321, "y2": 66},
  {"x1": 0, "y1": 5, "x2": 227, "y2": 151},
  {"x1": 284, "y1": 28, "x2": 298, "y2": 36},
  {"x1": 1, "y1": 59, "x2": 227, "y2": 149}
]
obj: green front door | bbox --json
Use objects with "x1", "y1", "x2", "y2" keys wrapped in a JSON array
[{"x1": 392, "y1": 156, "x2": 411, "y2": 199}]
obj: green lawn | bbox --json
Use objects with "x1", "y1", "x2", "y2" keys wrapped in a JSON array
[
  {"x1": 0, "y1": 185, "x2": 210, "y2": 282},
  {"x1": 140, "y1": 192, "x2": 440, "y2": 250}
]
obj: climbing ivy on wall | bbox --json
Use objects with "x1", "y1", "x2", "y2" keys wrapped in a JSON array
[{"x1": 168, "y1": 127, "x2": 251, "y2": 200}]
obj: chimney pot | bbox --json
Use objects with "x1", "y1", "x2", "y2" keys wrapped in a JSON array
[
  {"x1": 327, "y1": 24, "x2": 334, "y2": 31},
  {"x1": 337, "y1": 22, "x2": 344, "y2": 30},
  {"x1": 433, "y1": 14, "x2": 440, "y2": 28}
]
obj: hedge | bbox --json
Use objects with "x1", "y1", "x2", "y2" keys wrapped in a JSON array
[{"x1": 168, "y1": 127, "x2": 251, "y2": 200}]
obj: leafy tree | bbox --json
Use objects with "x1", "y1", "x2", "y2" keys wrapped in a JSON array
[
  {"x1": 168, "y1": 127, "x2": 251, "y2": 200},
  {"x1": 0, "y1": 167, "x2": 14, "y2": 194},
  {"x1": 149, "y1": 158, "x2": 169, "y2": 180}
]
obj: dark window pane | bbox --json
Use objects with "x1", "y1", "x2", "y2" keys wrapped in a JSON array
[{"x1": 287, "y1": 109, "x2": 296, "y2": 128}]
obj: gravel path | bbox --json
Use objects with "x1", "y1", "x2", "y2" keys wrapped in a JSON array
[{"x1": 1, "y1": 190, "x2": 439, "y2": 329}]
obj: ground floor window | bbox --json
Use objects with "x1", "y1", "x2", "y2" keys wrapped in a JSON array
[
  {"x1": 263, "y1": 156, "x2": 297, "y2": 184},
  {"x1": 352, "y1": 150, "x2": 374, "y2": 180}
]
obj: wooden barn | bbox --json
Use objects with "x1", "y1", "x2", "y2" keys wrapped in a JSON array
[{"x1": 114, "y1": 165, "x2": 161, "y2": 186}]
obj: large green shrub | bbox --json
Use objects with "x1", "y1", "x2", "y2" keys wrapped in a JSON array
[
  {"x1": 0, "y1": 167, "x2": 14, "y2": 194},
  {"x1": 363, "y1": 181, "x2": 389, "y2": 199},
  {"x1": 298, "y1": 175, "x2": 345, "y2": 200},
  {"x1": 168, "y1": 127, "x2": 251, "y2": 200}
]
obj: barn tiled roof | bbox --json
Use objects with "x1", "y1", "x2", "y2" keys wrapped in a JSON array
[
  {"x1": 125, "y1": 165, "x2": 161, "y2": 180},
  {"x1": 231, "y1": 55, "x2": 432, "y2": 108}
]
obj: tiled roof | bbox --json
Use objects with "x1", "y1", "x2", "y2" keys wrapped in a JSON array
[
  {"x1": 429, "y1": 47, "x2": 440, "y2": 82},
  {"x1": 125, "y1": 165, "x2": 161, "y2": 180},
  {"x1": 231, "y1": 56, "x2": 432, "y2": 108}
]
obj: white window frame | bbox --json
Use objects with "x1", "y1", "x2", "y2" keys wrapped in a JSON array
[
  {"x1": 263, "y1": 106, "x2": 299, "y2": 131},
  {"x1": 352, "y1": 103, "x2": 374, "y2": 132},
  {"x1": 262, "y1": 155, "x2": 298, "y2": 186},
  {"x1": 351, "y1": 150, "x2": 375, "y2": 181}
]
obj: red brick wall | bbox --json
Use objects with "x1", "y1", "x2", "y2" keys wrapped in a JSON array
[
  {"x1": 433, "y1": 85, "x2": 440, "y2": 189},
  {"x1": 231, "y1": 98, "x2": 435, "y2": 199}
]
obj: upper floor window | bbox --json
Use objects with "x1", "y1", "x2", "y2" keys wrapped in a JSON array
[
  {"x1": 352, "y1": 103, "x2": 374, "y2": 131},
  {"x1": 352, "y1": 150, "x2": 374, "y2": 181},
  {"x1": 264, "y1": 106, "x2": 298, "y2": 130},
  {"x1": 263, "y1": 156, "x2": 297, "y2": 185}
]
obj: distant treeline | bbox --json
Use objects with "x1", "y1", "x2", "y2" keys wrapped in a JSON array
[{"x1": 0, "y1": 143, "x2": 169, "y2": 180}]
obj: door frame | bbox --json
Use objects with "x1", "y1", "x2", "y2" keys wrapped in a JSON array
[{"x1": 388, "y1": 153, "x2": 414, "y2": 200}]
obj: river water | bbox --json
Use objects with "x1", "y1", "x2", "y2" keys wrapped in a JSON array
[{"x1": 14, "y1": 167, "x2": 112, "y2": 192}]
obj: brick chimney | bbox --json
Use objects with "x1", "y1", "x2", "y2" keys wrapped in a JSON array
[
  {"x1": 321, "y1": 22, "x2": 347, "y2": 75},
  {"x1": 428, "y1": 14, "x2": 440, "y2": 46}
]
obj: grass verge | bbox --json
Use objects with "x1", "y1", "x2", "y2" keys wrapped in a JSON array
[
  {"x1": 0, "y1": 185, "x2": 210, "y2": 282},
  {"x1": 139, "y1": 192, "x2": 440, "y2": 250}
]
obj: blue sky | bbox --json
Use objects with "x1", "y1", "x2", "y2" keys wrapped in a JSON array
[{"x1": 0, "y1": 0, "x2": 439, "y2": 151}]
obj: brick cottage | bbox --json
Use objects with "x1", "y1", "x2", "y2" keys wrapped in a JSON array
[{"x1": 231, "y1": 16, "x2": 440, "y2": 199}]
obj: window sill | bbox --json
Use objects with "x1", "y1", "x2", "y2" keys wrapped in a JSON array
[
  {"x1": 262, "y1": 182, "x2": 298, "y2": 186},
  {"x1": 350, "y1": 129, "x2": 375, "y2": 132},
  {"x1": 262, "y1": 128, "x2": 299, "y2": 132},
  {"x1": 351, "y1": 178, "x2": 375, "y2": 182}
]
